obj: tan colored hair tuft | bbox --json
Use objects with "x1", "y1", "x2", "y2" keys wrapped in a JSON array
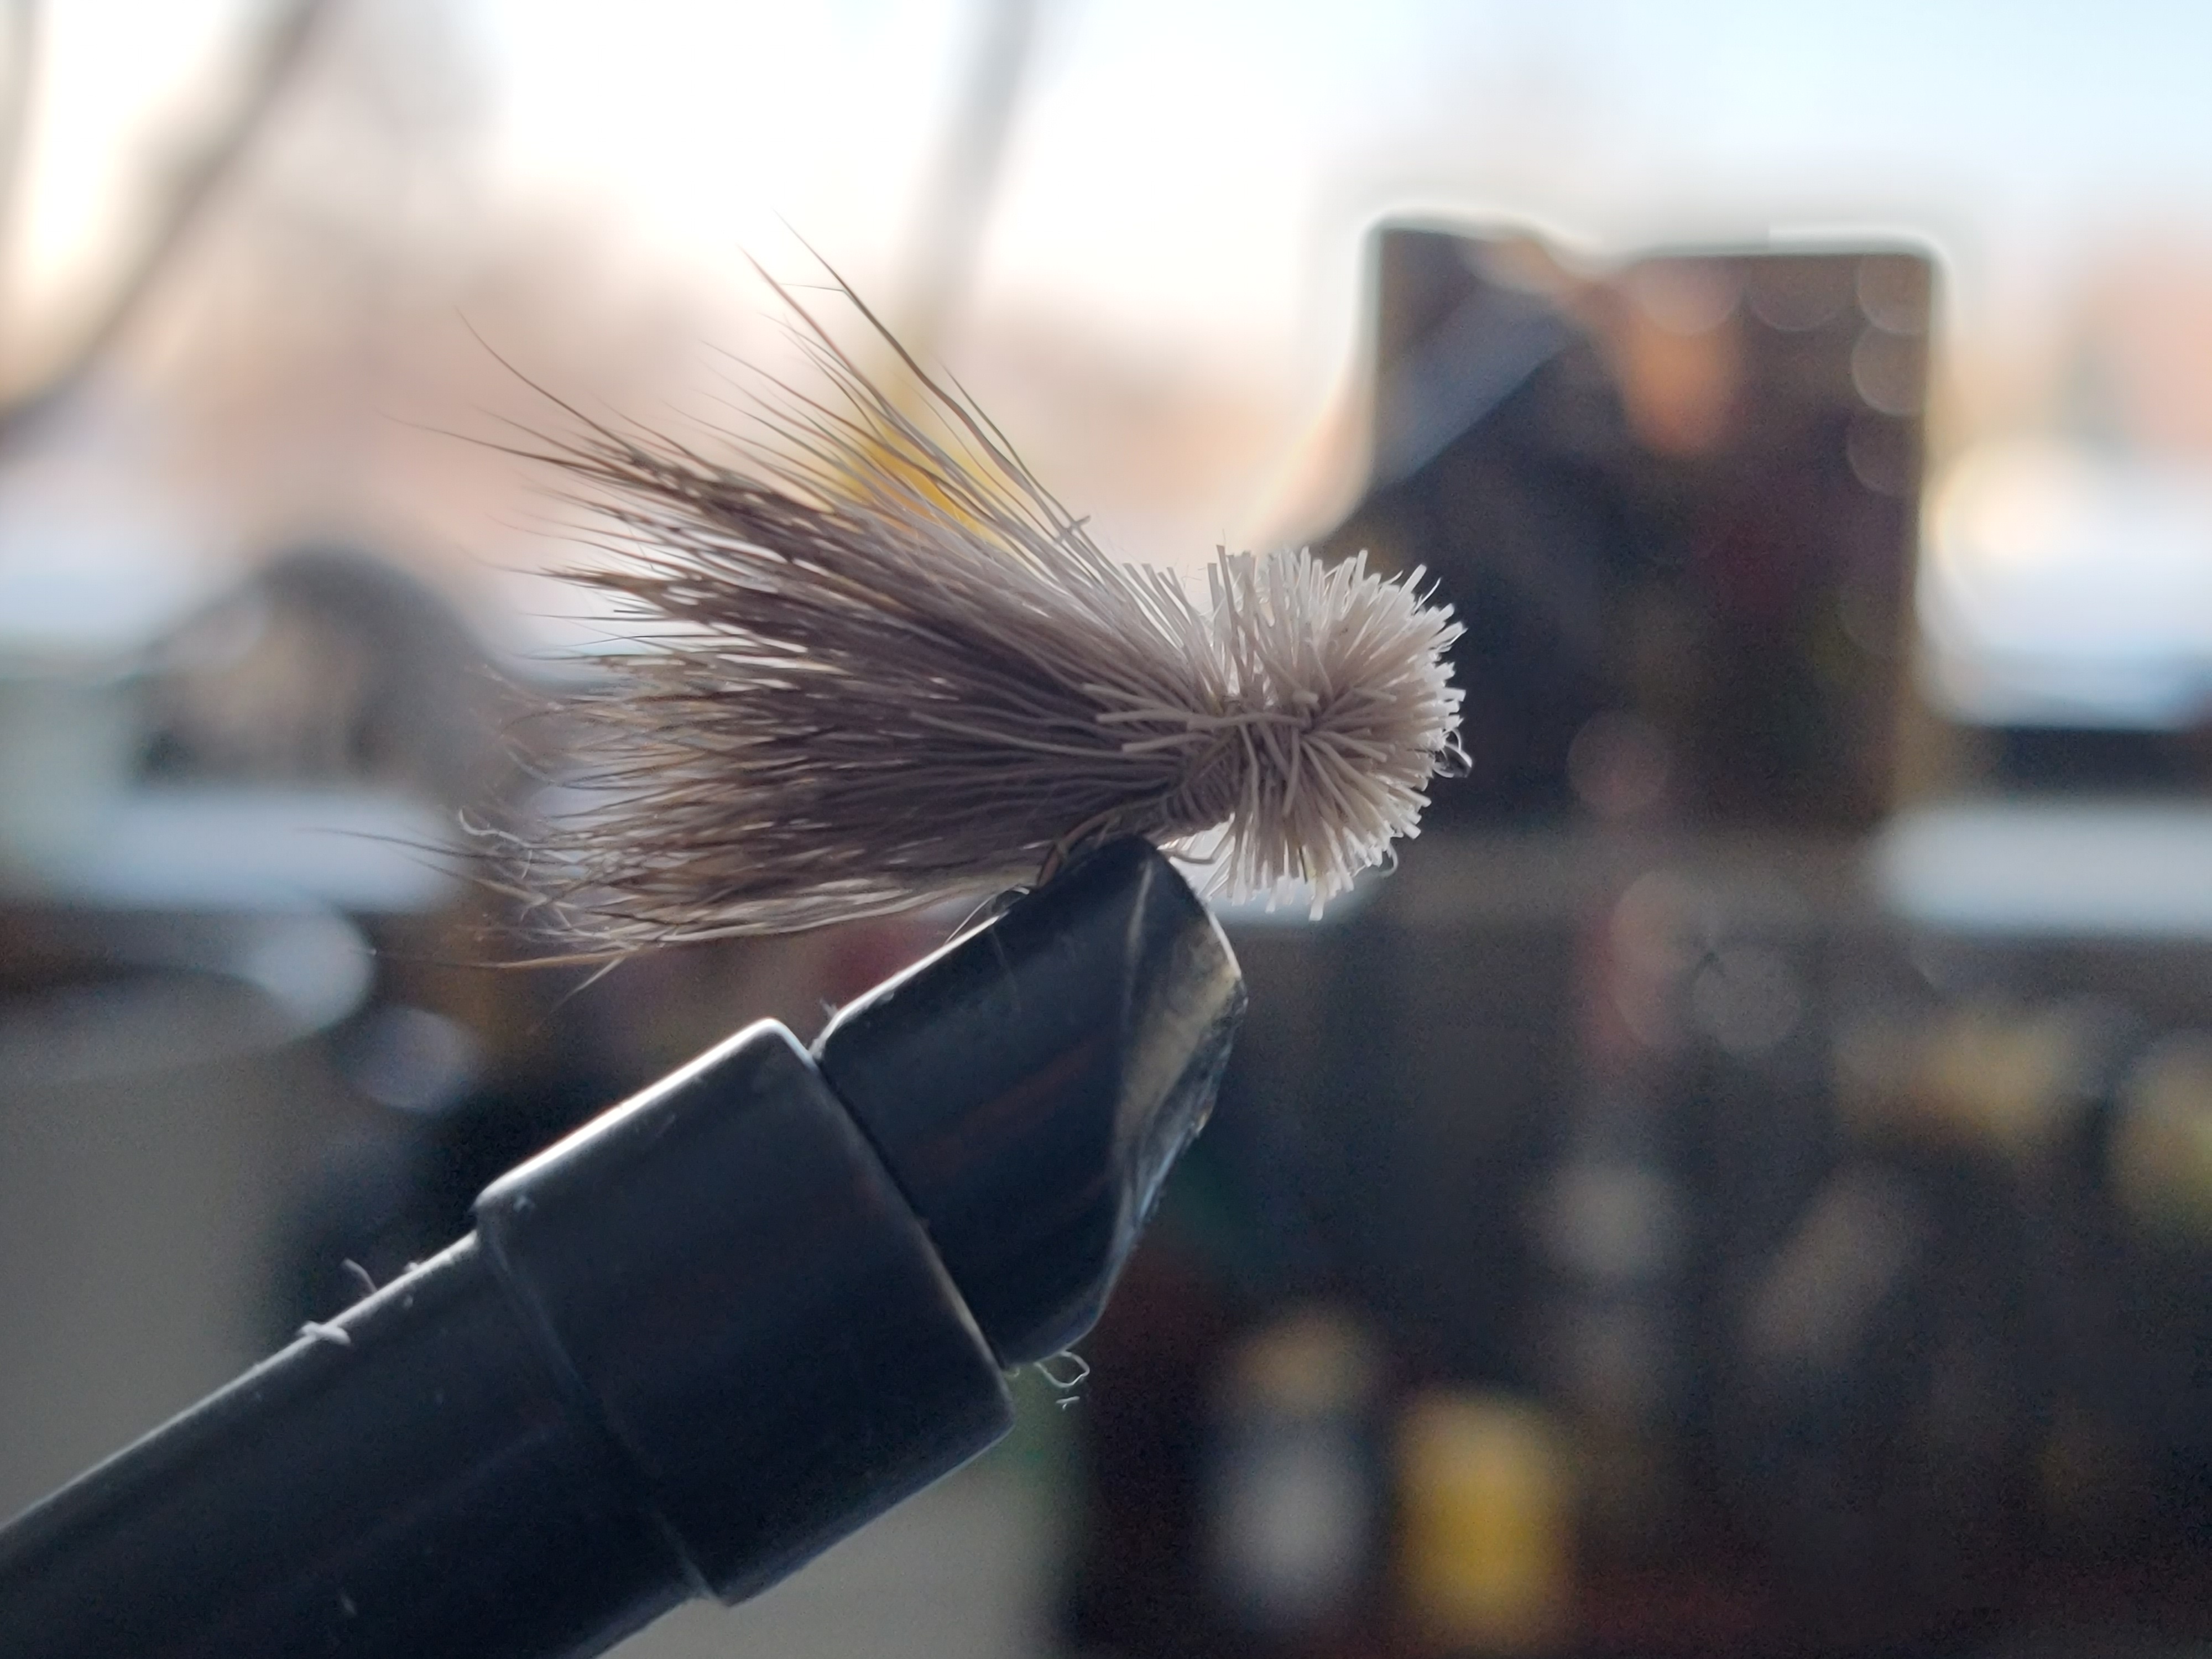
[{"x1": 515, "y1": 280, "x2": 1464, "y2": 950}]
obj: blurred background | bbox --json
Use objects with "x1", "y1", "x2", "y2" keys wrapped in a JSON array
[{"x1": 6, "y1": 2, "x2": 2212, "y2": 1656}]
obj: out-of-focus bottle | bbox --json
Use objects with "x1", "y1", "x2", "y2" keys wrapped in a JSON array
[
  {"x1": 1395, "y1": 1391, "x2": 1574, "y2": 1656},
  {"x1": 1202, "y1": 1308, "x2": 1386, "y2": 1653}
]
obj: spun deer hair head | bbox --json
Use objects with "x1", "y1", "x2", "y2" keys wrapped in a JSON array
[{"x1": 508, "y1": 271, "x2": 1464, "y2": 953}]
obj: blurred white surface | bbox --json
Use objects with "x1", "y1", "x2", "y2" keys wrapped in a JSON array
[
  {"x1": 1874, "y1": 800, "x2": 2212, "y2": 938},
  {"x1": 2, "y1": 787, "x2": 461, "y2": 914},
  {"x1": 1922, "y1": 442, "x2": 2212, "y2": 727}
]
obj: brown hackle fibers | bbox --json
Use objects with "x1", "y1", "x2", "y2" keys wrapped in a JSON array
[{"x1": 513, "y1": 281, "x2": 1464, "y2": 952}]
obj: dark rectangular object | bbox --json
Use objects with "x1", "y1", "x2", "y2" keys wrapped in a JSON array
[{"x1": 1323, "y1": 224, "x2": 1932, "y2": 831}]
